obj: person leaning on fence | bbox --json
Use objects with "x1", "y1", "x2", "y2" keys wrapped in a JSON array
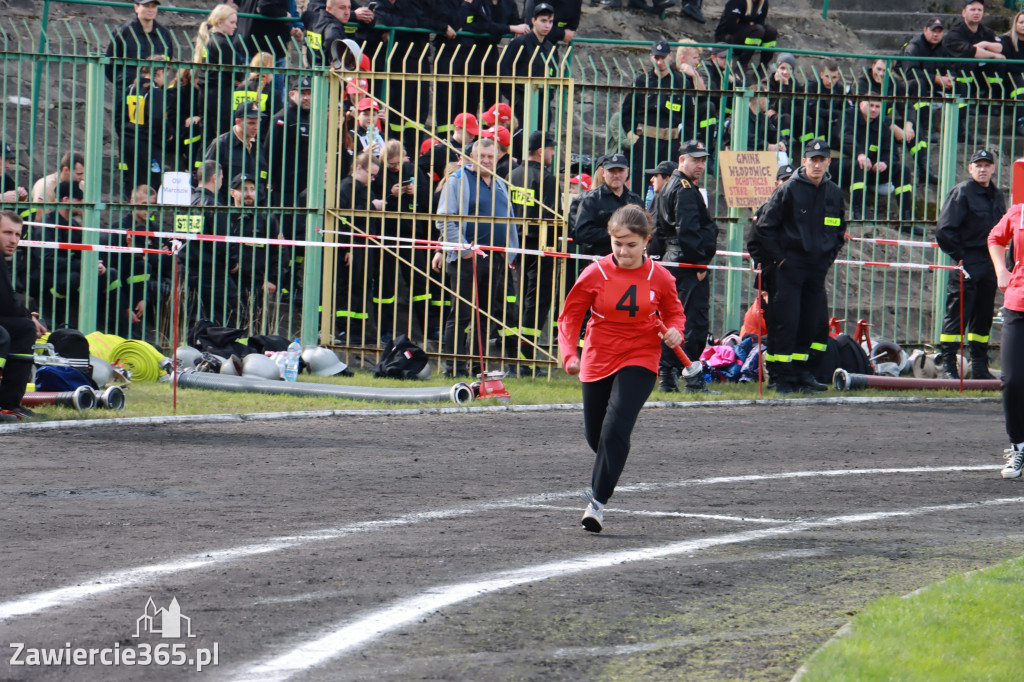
[
  {"x1": 620, "y1": 40, "x2": 690, "y2": 197},
  {"x1": 333, "y1": 150, "x2": 383, "y2": 345},
  {"x1": 1000, "y1": 11, "x2": 1024, "y2": 137},
  {"x1": 753, "y1": 138, "x2": 845, "y2": 395},
  {"x1": 104, "y1": 0, "x2": 175, "y2": 100},
  {"x1": 228, "y1": 172, "x2": 282, "y2": 331},
  {"x1": 1, "y1": 144, "x2": 27, "y2": 206},
  {"x1": 434, "y1": 138, "x2": 519, "y2": 377},
  {"x1": 714, "y1": 0, "x2": 777, "y2": 76},
  {"x1": 900, "y1": 18, "x2": 956, "y2": 182},
  {"x1": 235, "y1": 0, "x2": 305, "y2": 112},
  {"x1": 31, "y1": 152, "x2": 85, "y2": 223},
  {"x1": 115, "y1": 57, "x2": 172, "y2": 201},
  {"x1": 987, "y1": 202, "x2": 1024, "y2": 478},
  {"x1": 572, "y1": 154, "x2": 644, "y2": 259},
  {"x1": 799, "y1": 59, "x2": 844, "y2": 154},
  {"x1": 182, "y1": 161, "x2": 237, "y2": 325},
  {"x1": 935, "y1": 149, "x2": 1005, "y2": 381},
  {"x1": 204, "y1": 101, "x2": 271, "y2": 205},
  {"x1": 36, "y1": 181, "x2": 113, "y2": 333},
  {"x1": 499, "y1": 3, "x2": 559, "y2": 131},
  {"x1": 842, "y1": 93, "x2": 916, "y2": 231},
  {"x1": 943, "y1": 0, "x2": 1005, "y2": 123},
  {"x1": 265, "y1": 75, "x2": 313, "y2": 214},
  {"x1": 105, "y1": 185, "x2": 170, "y2": 339},
  {"x1": 654, "y1": 140, "x2": 718, "y2": 394},
  {"x1": 507, "y1": 130, "x2": 560, "y2": 376},
  {"x1": 0, "y1": 210, "x2": 48, "y2": 422}
]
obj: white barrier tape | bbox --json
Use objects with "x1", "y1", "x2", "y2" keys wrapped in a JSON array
[
  {"x1": 19, "y1": 239, "x2": 171, "y2": 256},
  {"x1": 848, "y1": 236, "x2": 940, "y2": 249}
]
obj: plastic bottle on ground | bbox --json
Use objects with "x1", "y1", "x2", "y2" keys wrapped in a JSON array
[{"x1": 284, "y1": 339, "x2": 301, "y2": 381}]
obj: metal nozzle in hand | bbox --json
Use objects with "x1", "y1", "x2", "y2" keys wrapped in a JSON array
[{"x1": 656, "y1": 319, "x2": 702, "y2": 379}]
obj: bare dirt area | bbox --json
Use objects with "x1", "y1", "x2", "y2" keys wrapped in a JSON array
[{"x1": 0, "y1": 399, "x2": 1021, "y2": 681}]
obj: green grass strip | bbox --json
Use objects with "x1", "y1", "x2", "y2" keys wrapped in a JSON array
[{"x1": 798, "y1": 556, "x2": 1024, "y2": 681}]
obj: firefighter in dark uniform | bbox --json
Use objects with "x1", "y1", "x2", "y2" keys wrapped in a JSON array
[
  {"x1": 228, "y1": 172, "x2": 282, "y2": 331},
  {"x1": 104, "y1": 0, "x2": 175, "y2": 100},
  {"x1": 572, "y1": 154, "x2": 644, "y2": 258},
  {"x1": 935, "y1": 148, "x2": 1005, "y2": 380},
  {"x1": 205, "y1": 101, "x2": 271, "y2": 205},
  {"x1": 1, "y1": 210, "x2": 46, "y2": 421},
  {"x1": 499, "y1": 3, "x2": 559, "y2": 130},
  {"x1": 754, "y1": 139, "x2": 846, "y2": 394},
  {"x1": 508, "y1": 131, "x2": 560, "y2": 376},
  {"x1": 621, "y1": 40, "x2": 691, "y2": 197},
  {"x1": 654, "y1": 140, "x2": 719, "y2": 393},
  {"x1": 183, "y1": 160, "x2": 238, "y2": 326},
  {"x1": 115, "y1": 59, "x2": 172, "y2": 200},
  {"x1": 523, "y1": 0, "x2": 580, "y2": 46},
  {"x1": 333, "y1": 150, "x2": 382, "y2": 345}
]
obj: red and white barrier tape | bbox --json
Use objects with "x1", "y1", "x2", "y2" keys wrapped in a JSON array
[{"x1": 18, "y1": 239, "x2": 171, "y2": 256}]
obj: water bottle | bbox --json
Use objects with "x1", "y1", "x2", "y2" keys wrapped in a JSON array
[
  {"x1": 645, "y1": 185, "x2": 655, "y2": 210},
  {"x1": 284, "y1": 338, "x2": 301, "y2": 382}
]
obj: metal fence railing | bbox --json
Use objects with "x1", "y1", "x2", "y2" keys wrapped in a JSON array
[{"x1": 3, "y1": 9, "x2": 1023, "y2": 374}]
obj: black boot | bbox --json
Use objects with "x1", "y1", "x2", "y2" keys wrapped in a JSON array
[
  {"x1": 970, "y1": 342, "x2": 995, "y2": 380},
  {"x1": 659, "y1": 367, "x2": 679, "y2": 393},
  {"x1": 769, "y1": 362, "x2": 795, "y2": 395},
  {"x1": 680, "y1": 0, "x2": 706, "y2": 23},
  {"x1": 794, "y1": 364, "x2": 828, "y2": 393},
  {"x1": 940, "y1": 343, "x2": 960, "y2": 380}
]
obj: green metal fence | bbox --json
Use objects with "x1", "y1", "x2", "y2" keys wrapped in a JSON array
[{"x1": 3, "y1": 9, "x2": 1023, "y2": 366}]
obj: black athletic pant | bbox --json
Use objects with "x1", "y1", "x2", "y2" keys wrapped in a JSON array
[
  {"x1": 582, "y1": 365, "x2": 657, "y2": 505},
  {"x1": 1003, "y1": 308, "x2": 1024, "y2": 444},
  {"x1": 660, "y1": 266, "x2": 709, "y2": 374},
  {"x1": 941, "y1": 263, "x2": 997, "y2": 349},
  {"x1": 0, "y1": 316, "x2": 35, "y2": 410}
]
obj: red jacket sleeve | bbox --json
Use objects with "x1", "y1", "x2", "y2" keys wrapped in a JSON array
[{"x1": 556, "y1": 262, "x2": 597, "y2": 366}]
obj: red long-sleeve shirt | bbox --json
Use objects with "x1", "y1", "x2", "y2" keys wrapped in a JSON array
[
  {"x1": 557, "y1": 255, "x2": 686, "y2": 382},
  {"x1": 988, "y1": 203, "x2": 1024, "y2": 313}
]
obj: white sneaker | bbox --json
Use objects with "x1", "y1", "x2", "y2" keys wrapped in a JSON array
[
  {"x1": 581, "y1": 501, "x2": 604, "y2": 533},
  {"x1": 1001, "y1": 447, "x2": 1024, "y2": 479}
]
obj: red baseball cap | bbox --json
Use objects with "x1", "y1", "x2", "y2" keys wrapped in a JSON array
[
  {"x1": 360, "y1": 54, "x2": 372, "y2": 72},
  {"x1": 481, "y1": 103, "x2": 513, "y2": 126},
  {"x1": 346, "y1": 78, "x2": 369, "y2": 96},
  {"x1": 569, "y1": 173, "x2": 592, "y2": 190},
  {"x1": 419, "y1": 138, "x2": 441, "y2": 156},
  {"x1": 452, "y1": 112, "x2": 479, "y2": 136},
  {"x1": 356, "y1": 97, "x2": 379, "y2": 111},
  {"x1": 481, "y1": 125, "x2": 511, "y2": 147}
]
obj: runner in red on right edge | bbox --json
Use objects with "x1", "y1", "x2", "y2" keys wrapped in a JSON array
[{"x1": 557, "y1": 205, "x2": 687, "y2": 533}]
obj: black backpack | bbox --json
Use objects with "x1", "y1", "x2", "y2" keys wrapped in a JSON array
[
  {"x1": 372, "y1": 335, "x2": 429, "y2": 379},
  {"x1": 815, "y1": 334, "x2": 873, "y2": 384}
]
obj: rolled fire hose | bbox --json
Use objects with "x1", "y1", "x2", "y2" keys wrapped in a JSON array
[
  {"x1": 87, "y1": 332, "x2": 124, "y2": 363},
  {"x1": 21, "y1": 385, "x2": 96, "y2": 410},
  {"x1": 833, "y1": 369, "x2": 1002, "y2": 392},
  {"x1": 175, "y1": 369, "x2": 476, "y2": 405},
  {"x1": 110, "y1": 340, "x2": 165, "y2": 382}
]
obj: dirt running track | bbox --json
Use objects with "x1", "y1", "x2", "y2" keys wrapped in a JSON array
[{"x1": 0, "y1": 400, "x2": 1021, "y2": 681}]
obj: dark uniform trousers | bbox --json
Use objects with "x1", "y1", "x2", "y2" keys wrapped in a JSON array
[
  {"x1": 659, "y1": 266, "x2": 709, "y2": 374},
  {"x1": 940, "y1": 261, "x2": 997, "y2": 366},
  {"x1": 768, "y1": 255, "x2": 830, "y2": 376},
  {"x1": 0, "y1": 316, "x2": 35, "y2": 410}
]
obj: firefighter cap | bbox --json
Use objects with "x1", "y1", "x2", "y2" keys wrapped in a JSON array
[
  {"x1": 2, "y1": 142, "x2": 15, "y2": 160},
  {"x1": 803, "y1": 138, "x2": 830, "y2": 158},
  {"x1": 482, "y1": 125, "x2": 512, "y2": 147},
  {"x1": 532, "y1": 2, "x2": 555, "y2": 17},
  {"x1": 651, "y1": 40, "x2": 671, "y2": 58},
  {"x1": 601, "y1": 153, "x2": 629, "y2": 170},
  {"x1": 776, "y1": 163, "x2": 796, "y2": 180},
  {"x1": 645, "y1": 160, "x2": 676, "y2": 177},
  {"x1": 678, "y1": 139, "x2": 709, "y2": 158},
  {"x1": 452, "y1": 112, "x2": 480, "y2": 136},
  {"x1": 481, "y1": 103, "x2": 513, "y2": 125},
  {"x1": 234, "y1": 101, "x2": 261, "y2": 119},
  {"x1": 970, "y1": 149, "x2": 995, "y2": 164},
  {"x1": 231, "y1": 172, "x2": 257, "y2": 188}
]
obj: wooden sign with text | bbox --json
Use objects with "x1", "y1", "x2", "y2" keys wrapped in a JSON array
[{"x1": 718, "y1": 151, "x2": 779, "y2": 209}]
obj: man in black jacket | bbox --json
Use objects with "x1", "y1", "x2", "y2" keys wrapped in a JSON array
[
  {"x1": 508, "y1": 130, "x2": 559, "y2": 375},
  {"x1": 1, "y1": 210, "x2": 47, "y2": 420},
  {"x1": 104, "y1": 0, "x2": 174, "y2": 99},
  {"x1": 571, "y1": 153, "x2": 643, "y2": 258},
  {"x1": 754, "y1": 139, "x2": 845, "y2": 394},
  {"x1": 843, "y1": 96, "x2": 915, "y2": 230},
  {"x1": 935, "y1": 149, "x2": 1005, "y2": 380},
  {"x1": 229, "y1": 173, "x2": 282, "y2": 332},
  {"x1": 333, "y1": 150, "x2": 382, "y2": 345},
  {"x1": 621, "y1": 40, "x2": 693, "y2": 196},
  {"x1": 205, "y1": 102, "x2": 270, "y2": 205},
  {"x1": 265, "y1": 76, "x2": 313, "y2": 211},
  {"x1": 183, "y1": 161, "x2": 238, "y2": 326},
  {"x1": 943, "y1": 0, "x2": 1005, "y2": 104},
  {"x1": 522, "y1": 0, "x2": 581, "y2": 45},
  {"x1": 901, "y1": 18, "x2": 955, "y2": 183},
  {"x1": 655, "y1": 140, "x2": 718, "y2": 393}
]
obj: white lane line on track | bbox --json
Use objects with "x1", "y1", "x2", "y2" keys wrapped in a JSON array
[
  {"x1": 0, "y1": 465, "x2": 999, "y2": 623},
  {"x1": 520, "y1": 503, "x2": 794, "y2": 524},
  {"x1": 227, "y1": 496, "x2": 1024, "y2": 682}
]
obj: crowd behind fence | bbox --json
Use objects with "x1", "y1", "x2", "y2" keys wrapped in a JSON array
[{"x1": 2, "y1": 8, "x2": 1022, "y2": 377}]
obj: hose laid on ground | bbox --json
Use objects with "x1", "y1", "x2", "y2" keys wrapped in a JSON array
[
  {"x1": 110, "y1": 340, "x2": 165, "y2": 381},
  {"x1": 833, "y1": 369, "x2": 1002, "y2": 392},
  {"x1": 87, "y1": 332, "x2": 124, "y2": 363},
  {"x1": 21, "y1": 386, "x2": 96, "y2": 410},
  {"x1": 175, "y1": 369, "x2": 475, "y2": 405}
]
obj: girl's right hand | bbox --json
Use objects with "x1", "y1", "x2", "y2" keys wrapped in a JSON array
[{"x1": 565, "y1": 356, "x2": 580, "y2": 376}]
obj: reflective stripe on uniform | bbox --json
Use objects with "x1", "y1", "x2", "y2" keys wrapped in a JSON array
[
  {"x1": 940, "y1": 333, "x2": 961, "y2": 343},
  {"x1": 967, "y1": 333, "x2": 989, "y2": 343},
  {"x1": 810, "y1": 342, "x2": 827, "y2": 352}
]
